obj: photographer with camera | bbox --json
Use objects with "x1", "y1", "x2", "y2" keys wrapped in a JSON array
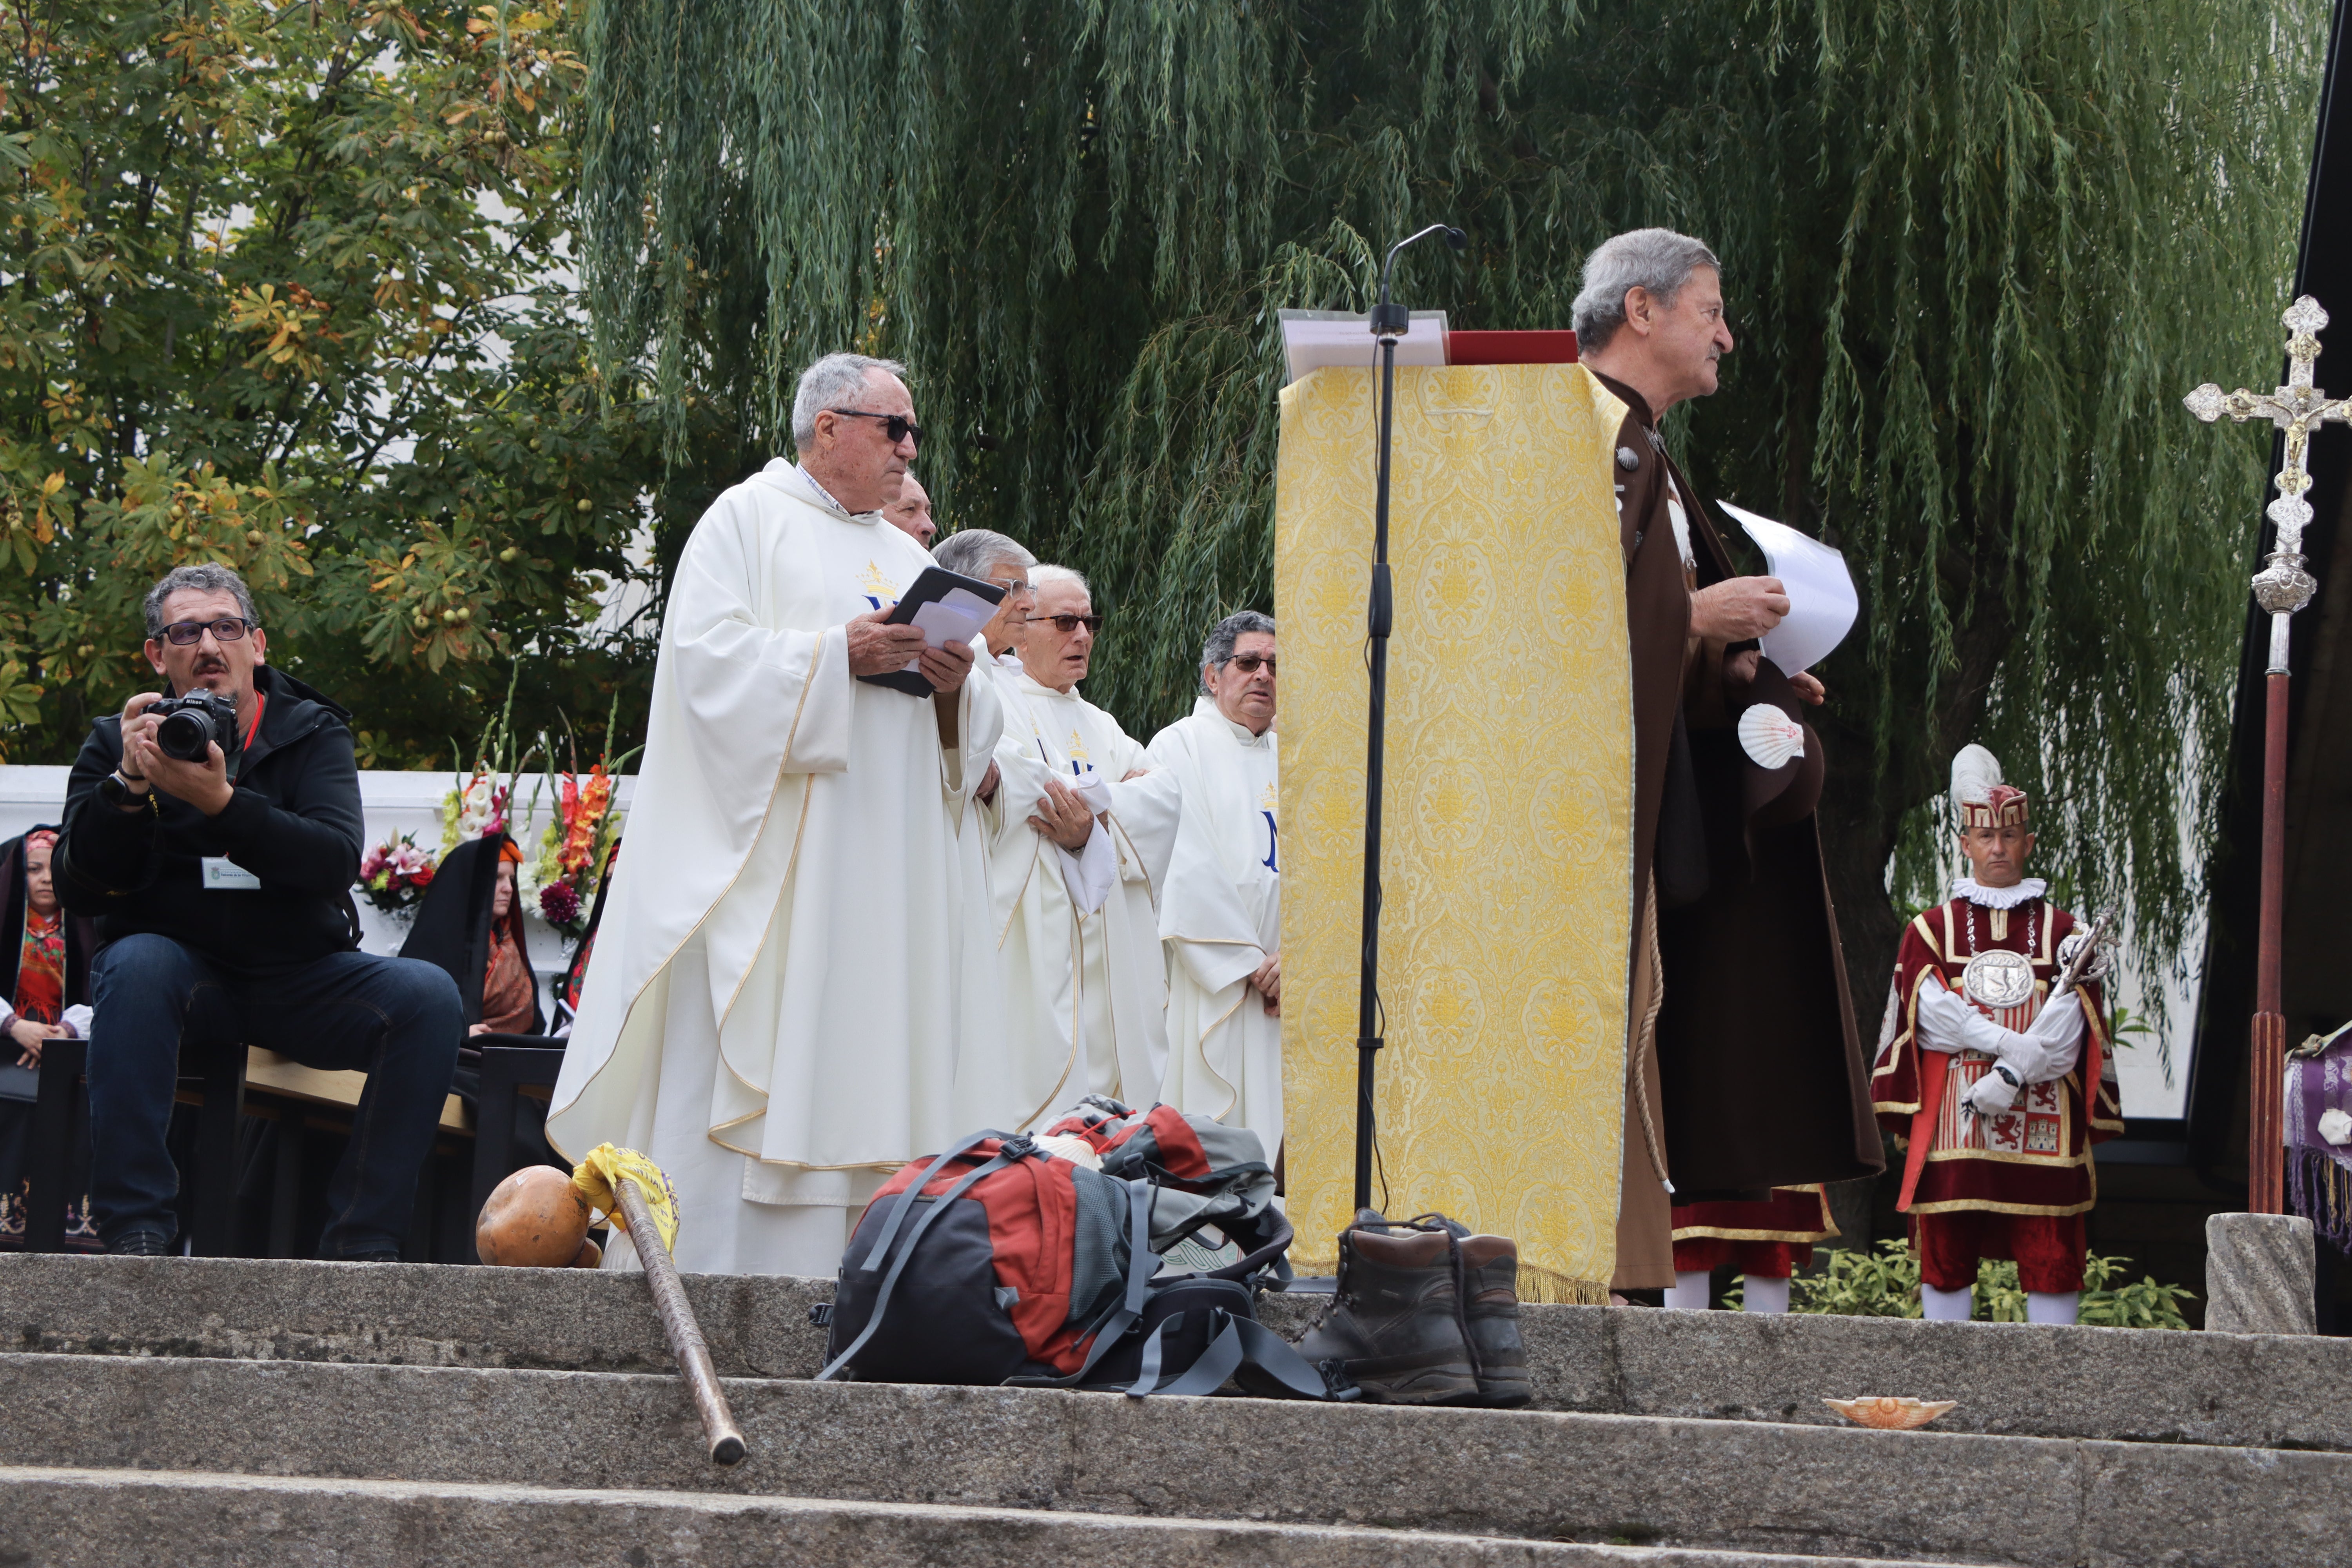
[{"x1": 54, "y1": 565, "x2": 462, "y2": 1259}]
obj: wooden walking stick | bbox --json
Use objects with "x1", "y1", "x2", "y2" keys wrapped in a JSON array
[
  {"x1": 613, "y1": 1174, "x2": 747, "y2": 1466},
  {"x1": 477, "y1": 1148, "x2": 746, "y2": 1466}
]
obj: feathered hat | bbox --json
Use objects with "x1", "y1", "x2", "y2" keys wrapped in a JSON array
[{"x1": 1950, "y1": 743, "x2": 2029, "y2": 830}]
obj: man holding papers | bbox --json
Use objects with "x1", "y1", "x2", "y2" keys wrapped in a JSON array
[
  {"x1": 984, "y1": 566, "x2": 1179, "y2": 1124},
  {"x1": 547, "y1": 352, "x2": 1015, "y2": 1276},
  {"x1": 1573, "y1": 228, "x2": 1882, "y2": 1298}
]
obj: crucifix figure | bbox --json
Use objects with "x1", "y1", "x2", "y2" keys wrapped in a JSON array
[{"x1": 2185, "y1": 294, "x2": 2352, "y2": 1216}]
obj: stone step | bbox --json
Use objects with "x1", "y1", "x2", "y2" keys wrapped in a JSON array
[
  {"x1": 0, "y1": 1348, "x2": 2343, "y2": 1566},
  {"x1": 7, "y1": 1252, "x2": 2348, "y2": 1453},
  {"x1": 0, "y1": 1465, "x2": 1977, "y2": 1568}
]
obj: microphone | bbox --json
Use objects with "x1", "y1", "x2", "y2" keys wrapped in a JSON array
[{"x1": 1370, "y1": 225, "x2": 1467, "y2": 339}]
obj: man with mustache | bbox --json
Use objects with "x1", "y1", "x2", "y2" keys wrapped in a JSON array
[{"x1": 54, "y1": 564, "x2": 463, "y2": 1259}]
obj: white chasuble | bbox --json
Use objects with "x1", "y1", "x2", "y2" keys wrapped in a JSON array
[
  {"x1": 546, "y1": 459, "x2": 1012, "y2": 1276},
  {"x1": 985, "y1": 673, "x2": 1178, "y2": 1125},
  {"x1": 1149, "y1": 698, "x2": 1283, "y2": 1156}
]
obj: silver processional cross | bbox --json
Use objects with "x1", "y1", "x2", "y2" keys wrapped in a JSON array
[
  {"x1": 2186, "y1": 296, "x2": 2352, "y2": 671},
  {"x1": 2183, "y1": 294, "x2": 2351, "y2": 1219}
]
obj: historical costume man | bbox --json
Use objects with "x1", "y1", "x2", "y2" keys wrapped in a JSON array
[
  {"x1": 0, "y1": 827, "x2": 99, "y2": 1249},
  {"x1": 1871, "y1": 744, "x2": 2121, "y2": 1324},
  {"x1": 983, "y1": 566, "x2": 1177, "y2": 1122},
  {"x1": 1575, "y1": 228, "x2": 1883, "y2": 1295},
  {"x1": 1149, "y1": 612, "x2": 1283, "y2": 1158},
  {"x1": 547, "y1": 352, "x2": 1013, "y2": 1276}
]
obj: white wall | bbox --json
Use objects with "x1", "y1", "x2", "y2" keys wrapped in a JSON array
[{"x1": 0, "y1": 765, "x2": 636, "y2": 1019}]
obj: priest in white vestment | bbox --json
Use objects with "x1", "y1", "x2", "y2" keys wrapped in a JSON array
[
  {"x1": 547, "y1": 353, "x2": 1014, "y2": 1276},
  {"x1": 1150, "y1": 611, "x2": 1283, "y2": 1158},
  {"x1": 984, "y1": 566, "x2": 1180, "y2": 1125}
]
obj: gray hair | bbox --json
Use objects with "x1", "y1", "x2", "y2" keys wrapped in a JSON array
[
  {"x1": 1030, "y1": 563, "x2": 1089, "y2": 597},
  {"x1": 791, "y1": 352, "x2": 909, "y2": 450},
  {"x1": 1200, "y1": 610, "x2": 1276, "y2": 693},
  {"x1": 932, "y1": 528, "x2": 1036, "y2": 580},
  {"x1": 1570, "y1": 229, "x2": 1722, "y2": 353},
  {"x1": 143, "y1": 564, "x2": 260, "y2": 640}
]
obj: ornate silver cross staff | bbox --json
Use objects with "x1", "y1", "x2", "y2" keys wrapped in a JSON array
[{"x1": 2185, "y1": 295, "x2": 2352, "y2": 1216}]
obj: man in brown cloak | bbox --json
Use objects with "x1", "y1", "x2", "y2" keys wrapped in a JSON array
[{"x1": 1573, "y1": 229, "x2": 1883, "y2": 1295}]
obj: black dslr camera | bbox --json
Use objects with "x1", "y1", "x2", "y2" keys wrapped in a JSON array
[{"x1": 150, "y1": 690, "x2": 241, "y2": 769}]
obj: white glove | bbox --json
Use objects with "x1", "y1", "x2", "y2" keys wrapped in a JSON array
[
  {"x1": 1964, "y1": 1065, "x2": 2022, "y2": 1117},
  {"x1": 1920, "y1": 982, "x2": 2083, "y2": 1083}
]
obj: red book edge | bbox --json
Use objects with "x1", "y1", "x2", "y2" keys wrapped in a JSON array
[{"x1": 1446, "y1": 329, "x2": 1580, "y2": 365}]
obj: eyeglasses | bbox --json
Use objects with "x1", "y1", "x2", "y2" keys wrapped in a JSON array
[
  {"x1": 1026, "y1": 613, "x2": 1103, "y2": 634},
  {"x1": 827, "y1": 408, "x2": 924, "y2": 446},
  {"x1": 158, "y1": 617, "x2": 257, "y2": 646},
  {"x1": 1223, "y1": 653, "x2": 1277, "y2": 675}
]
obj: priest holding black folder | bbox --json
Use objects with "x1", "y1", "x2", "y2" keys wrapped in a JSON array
[{"x1": 546, "y1": 352, "x2": 1020, "y2": 1277}]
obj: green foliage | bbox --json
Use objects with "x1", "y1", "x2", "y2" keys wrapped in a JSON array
[
  {"x1": 576, "y1": 0, "x2": 2325, "y2": 1015},
  {"x1": 1768, "y1": 1238, "x2": 2194, "y2": 1328},
  {"x1": 0, "y1": 0, "x2": 738, "y2": 765}
]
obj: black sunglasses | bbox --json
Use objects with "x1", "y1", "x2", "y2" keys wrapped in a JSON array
[
  {"x1": 1223, "y1": 653, "x2": 1276, "y2": 675},
  {"x1": 158, "y1": 617, "x2": 257, "y2": 646},
  {"x1": 828, "y1": 408, "x2": 924, "y2": 445},
  {"x1": 1026, "y1": 613, "x2": 1104, "y2": 634}
]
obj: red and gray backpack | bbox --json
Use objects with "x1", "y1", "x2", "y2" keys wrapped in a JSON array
[{"x1": 817, "y1": 1099, "x2": 1350, "y2": 1399}]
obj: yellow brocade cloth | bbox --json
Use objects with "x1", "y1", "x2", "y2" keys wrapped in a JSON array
[{"x1": 1276, "y1": 363, "x2": 1634, "y2": 1301}]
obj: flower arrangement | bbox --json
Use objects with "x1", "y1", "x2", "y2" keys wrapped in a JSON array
[
  {"x1": 358, "y1": 831, "x2": 437, "y2": 914},
  {"x1": 529, "y1": 698, "x2": 636, "y2": 940},
  {"x1": 441, "y1": 671, "x2": 542, "y2": 855}
]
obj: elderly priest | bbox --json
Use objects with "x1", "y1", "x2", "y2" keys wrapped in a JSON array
[
  {"x1": 984, "y1": 566, "x2": 1178, "y2": 1124},
  {"x1": 547, "y1": 352, "x2": 1013, "y2": 1276},
  {"x1": 1575, "y1": 229, "x2": 1882, "y2": 1296},
  {"x1": 1149, "y1": 611, "x2": 1282, "y2": 1157}
]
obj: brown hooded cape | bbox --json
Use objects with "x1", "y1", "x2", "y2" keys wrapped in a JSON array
[{"x1": 1599, "y1": 372, "x2": 1882, "y2": 1288}]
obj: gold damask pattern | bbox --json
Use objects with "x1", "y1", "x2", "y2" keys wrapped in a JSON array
[{"x1": 1275, "y1": 364, "x2": 1635, "y2": 1300}]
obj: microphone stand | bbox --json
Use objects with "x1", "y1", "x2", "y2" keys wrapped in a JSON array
[{"x1": 1355, "y1": 223, "x2": 1466, "y2": 1215}]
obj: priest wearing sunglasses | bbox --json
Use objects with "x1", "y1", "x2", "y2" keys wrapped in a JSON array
[
  {"x1": 548, "y1": 351, "x2": 1017, "y2": 1277},
  {"x1": 1147, "y1": 612, "x2": 1283, "y2": 1159},
  {"x1": 984, "y1": 566, "x2": 1180, "y2": 1126}
]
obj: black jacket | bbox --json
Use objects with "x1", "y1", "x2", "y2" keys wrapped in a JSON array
[{"x1": 56, "y1": 665, "x2": 364, "y2": 977}]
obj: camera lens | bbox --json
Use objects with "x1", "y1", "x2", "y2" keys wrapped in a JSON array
[{"x1": 156, "y1": 709, "x2": 209, "y2": 762}]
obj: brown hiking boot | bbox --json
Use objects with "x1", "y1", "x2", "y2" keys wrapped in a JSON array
[
  {"x1": 1287, "y1": 1222, "x2": 1478, "y2": 1405},
  {"x1": 1456, "y1": 1234, "x2": 1531, "y2": 1408}
]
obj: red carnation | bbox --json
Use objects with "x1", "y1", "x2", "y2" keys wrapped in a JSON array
[{"x1": 539, "y1": 880, "x2": 581, "y2": 926}]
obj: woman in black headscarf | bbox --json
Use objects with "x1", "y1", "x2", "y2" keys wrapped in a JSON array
[{"x1": 0, "y1": 826, "x2": 101, "y2": 1249}]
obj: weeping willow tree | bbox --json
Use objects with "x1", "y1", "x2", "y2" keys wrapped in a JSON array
[{"x1": 577, "y1": 0, "x2": 2323, "y2": 1029}]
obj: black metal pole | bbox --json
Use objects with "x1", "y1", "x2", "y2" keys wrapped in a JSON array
[
  {"x1": 1352, "y1": 223, "x2": 1463, "y2": 1218},
  {"x1": 1355, "y1": 325, "x2": 1399, "y2": 1215}
]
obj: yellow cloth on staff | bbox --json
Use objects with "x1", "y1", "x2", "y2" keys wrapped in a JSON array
[
  {"x1": 1275, "y1": 363, "x2": 1634, "y2": 1302},
  {"x1": 572, "y1": 1143, "x2": 681, "y2": 1254}
]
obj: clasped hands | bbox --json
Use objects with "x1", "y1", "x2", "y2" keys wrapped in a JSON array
[
  {"x1": 1690, "y1": 577, "x2": 1825, "y2": 706},
  {"x1": 9, "y1": 1015, "x2": 59, "y2": 1068},
  {"x1": 113, "y1": 693, "x2": 234, "y2": 816},
  {"x1": 846, "y1": 609, "x2": 974, "y2": 693}
]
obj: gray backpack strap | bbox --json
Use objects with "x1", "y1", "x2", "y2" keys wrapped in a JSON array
[{"x1": 816, "y1": 1144, "x2": 1019, "y2": 1382}]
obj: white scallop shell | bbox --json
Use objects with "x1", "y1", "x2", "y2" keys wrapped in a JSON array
[
  {"x1": 1738, "y1": 703, "x2": 1807, "y2": 769},
  {"x1": 2320, "y1": 1109, "x2": 2352, "y2": 1148},
  {"x1": 1032, "y1": 1132, "x2": 1104, "y2": 1169}
]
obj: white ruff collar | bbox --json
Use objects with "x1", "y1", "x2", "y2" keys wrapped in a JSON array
[{"x1": 1952, "y1": 876, "x2": 2047, "y2": 910}]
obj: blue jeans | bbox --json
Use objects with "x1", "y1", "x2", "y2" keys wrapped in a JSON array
[{"x1": 86, "y1": 935, "x2": 463, "y2": 1257}]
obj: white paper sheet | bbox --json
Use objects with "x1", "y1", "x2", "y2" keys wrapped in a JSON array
[
  {"x1": 902, "y1": 587, "x2": 1000, "y2": 671},
  {"x1": 1278, "y1": 309, "x2": 1450, "y2": 385},
  {"x1": 1718, "y1": 502, "x2": 1858, "y2": 677}
]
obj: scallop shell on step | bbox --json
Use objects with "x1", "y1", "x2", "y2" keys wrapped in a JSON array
[
  {"x1": 1738, "y1": 703, "x2": 1807, "y2": 770},
  {"x1": 1822, "y1": 1396, "x2": 1958, "y2": 1430}
]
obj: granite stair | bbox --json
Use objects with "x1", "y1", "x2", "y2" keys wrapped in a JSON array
[{"x1": 1, "y1": 1253, "x2": 2344, "y2": 1566}]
